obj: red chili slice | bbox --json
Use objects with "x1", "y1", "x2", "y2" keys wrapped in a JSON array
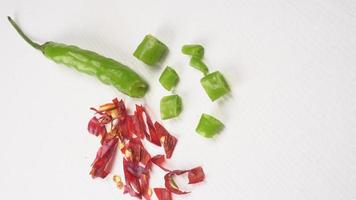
[
  {"x1": 87, "y1": 117, "x2": 106, "y2": 137},
  {"x1": 151, "y1": 155, "x2": 170, "y2": 172},
  {"x1": 123, "y1": 159, "x2": 142, "y2": 198},
  {"x1": 132, "y1": 113, "x2": 146, "y2": 139},
  {"x1": 126, "y1": 139, "x2": 151, "y2": 166},
  {"x1": 154, "y1": 122, "x2": 177, "y2": 159},
  {"x1": 124, "y1": 185, "x2": 141, "y2": 199},
  {"x1": 164, "y1": 170, "x2": 190, "y2": 195},
  {"x1": 164, "y1": 167, "x2": 205, "y2": 194},
  {"x1": 140, "y1": 174, "x2": 150, "y2": 200},
  {"x1": 90, "y1": 137, "x2": 118, "y2": 178},
  {"x1": 154, "y1": 188, "x2": 172, "y2": 200},
  {"x1": 142, "y1": 107, "x2": 161, "y2": 146},
  {"x1": 112, "y1": 98, "x2": 127, "y2": 121},
  {"x1": 188, "y1": 166, "x2": 205, "y2": 184}
]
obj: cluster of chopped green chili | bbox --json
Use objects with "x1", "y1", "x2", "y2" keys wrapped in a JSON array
[
  {"x1": 182, "y1": 44, "x2": 230, "y2": 138},
  {"x1": 159, "y1": 67, "x2": 182, "y2": 120},
  {"x1": 133, "y1": 34, "x2": 182, "y2": 120}
]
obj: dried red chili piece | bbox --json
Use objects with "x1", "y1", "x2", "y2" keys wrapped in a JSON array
[
  {"x1": 124, "y1": 185, "x2": 142, "y2": 199},
  {"x1": 112, "y1": 98, "x2": 127, "y2": 120},
  {"x1": 87, "y1": 117, "x2": 106, "y2": 137},
  {"x1": 142, "y1": 108, "x2": 161, "y2": 146},
  {"x1": 164, "y1": 167, "x2": 205, "y2": 194},
  {"x1": 154, "y1": 122, "x2": 177, "y2": 159},
  {"x1": 154, "y1": 188, "x2": 172, "y2": 200},
  {"x1": 90, "y1": 137, "x2": 118, "y2": 178},
  {"x1": 163, "y1": 134, "x2": 177, "y2": 159},
  {"x1": 126, "y1": 161, "x2": 149, "y2": 177},
  {"x1": 132, "y1": 113, "x2": 146, "y2": 139},
  {"x1": 126, "y1": 139, "x2": 151, "y2": 166},
  {"x1": 188, "y1": 166, "x2": 205, "y2": 184},
  {"x1": 151, "y1": 155, "x2": 170, "y2": 172},
  {"x1": 123, "y1": 159, "x2": 143, "y2": 198},
  {"x1": 164, "y1": 170, "x2": 190, "y2": 195},
  {"x1": 126, "y1": 115, "x2": 137, "y2": 139},
  {"x1": 140, "y1": 174, "x2": 151, "y2": 200}
]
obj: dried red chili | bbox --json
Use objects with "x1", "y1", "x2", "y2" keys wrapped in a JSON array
[
  {"x1": 154, "y1": 188, "x2": 172, "y2": 200},
  {"x1": 154, "y1": 122, "x2": 177, "y2": 159},
  {"x1": 90, "y1": 137, "x2": 118, "y2": 178},
  {"x1": 87, "y1": 98, "x2": 205, "y2": 200},
  {"x1": 87, "y1": 117, "x2": 107, "y2": 137},
  {"x1": 151, "y1": 154, "x2": 170, "y2": 172},
  {"x1": 164, "y1": 167, "x2": 205, "y2": 194},
  {"x1": 164, "y1": 170, "x2": 190, "y2": 195},
  {"x1": 188, "y1": 167, "x2": 205, "y2": 184}
]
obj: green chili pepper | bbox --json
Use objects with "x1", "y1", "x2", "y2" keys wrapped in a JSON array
[
  {"x1": 133, "y1": 34, "x2": 168, "y2": 66},
  {"x1": 160, "y1": 94, "x2": 182, "y2": 120},
  {"x1": 159, "y1": 66, "x2": 179, "y2": 91},
  {"x1": 196, "y1": 113, "x2": 224, "y2": 138},
  {"x1": 190, "y1": 57, "x2": 209, "y2": 75},
  {"x1": 200, "y1": 71, "x2": 230, "y2": 101},
  {"x1": 8, "y1": 16, "x2": 149, "y2": 98},
  {"x1": 182, "y1": 44, "x2": 204, "y2": 59}
]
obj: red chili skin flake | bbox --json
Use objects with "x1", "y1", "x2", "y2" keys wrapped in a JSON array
[
  {"x1": 123, "y1": 159, "x2": 142, "y2": 198},
  {"x1": 87, "y1": 117, "x2": 107, "y2": 137},
  {"x1": 154, "y1": 188, "x2": 172, "y2": 200},
  {"x1": 151, "y1": 155, "x2": 170, "y2": 172},
  {"x1": 188, "y1": 167, "x2": 205, "y2": 184},
  {"x1": 142, "y1": 108, "x2": 161, "y2": 146},
  {"x1": 163, "y1": 167, "x2": 205, "y2": 194},
  {"x1": 90, "y1": 137, "x2": 118, "y2": 178},
  {"x1": 154, "y1": 122, "x2": 177, "y2": 159},
  {"x1": 164, "y1": 170, "x2": 190, "y2": 195}
]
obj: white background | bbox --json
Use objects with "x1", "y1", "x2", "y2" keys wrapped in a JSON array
[{"x1": 1, "y1": 0, "x2": 356, "y2": 199}]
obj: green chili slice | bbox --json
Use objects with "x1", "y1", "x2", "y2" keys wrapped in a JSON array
[
  {"x1": 133, "y1": 34, "x2": 168, "y2": 66},
  {"x1": 190, "y1": 57, "x2": 209, "y2": 75},
  {"x1": 182, "y1": 44, "x2": 204, "y2": 59},
  {"x1": 200, "y1": 71, "x2": 230, "y2": 101},
  {"x1": 196, "y1": 113, "x2": 224, "y2": 138},
  {"x1": 159, "y1": 66, "x2": 179, "y2": 91},
  {"x1": 160, "y1": 95, "x2": 182, "y2": 120}
]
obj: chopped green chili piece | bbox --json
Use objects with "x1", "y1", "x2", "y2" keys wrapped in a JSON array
[
  {"x1": 190, "y1": 57, "x2": 209, "y2": 75},
  {"x1": 159, "y1": 66, "x2": 179, "y2": 91},
  {"x1": 160, "y1": 95, "x2": 182, "y2": 120},
  {"x1": 133, "y1": 34, "x2": 168, "y2": 66},
  {"x1": 196, "y1": 113, "x2": 224, "y2": 138},
  {"x1": 182, "y1": 44, "x2": 204, "y2": 59},
  {"x1": 200, "y1": 71, "x2": 230, "y2": 101}
]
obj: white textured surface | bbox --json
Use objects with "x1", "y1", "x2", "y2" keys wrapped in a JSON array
[{"x1": 1, "y1": 0, "x2": 356, "y2": 199}]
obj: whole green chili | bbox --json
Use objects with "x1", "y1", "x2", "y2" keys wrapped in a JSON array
[{"x1": 8, "y1": 16, "x2": 149, "y2": 98}]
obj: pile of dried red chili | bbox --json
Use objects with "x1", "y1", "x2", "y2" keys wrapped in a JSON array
[{"x1": 87, "y1": 98, "x2": 205, "y2": 200}]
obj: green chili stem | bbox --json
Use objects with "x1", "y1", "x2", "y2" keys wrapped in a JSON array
[{"x1": 7, "y1": 16, "x2": 43, "y2": 51}]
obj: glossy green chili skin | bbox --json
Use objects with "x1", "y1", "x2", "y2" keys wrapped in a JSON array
[
  {"x1": 8, "y1": 17, "x2": 149, "y2": 98},
  {"x1": 196, "y1": 113, "x2": 224, "y2": 138}
]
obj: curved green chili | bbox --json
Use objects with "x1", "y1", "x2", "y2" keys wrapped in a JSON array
[{"x1": 8, "y1": 16, "x2": 149, "y2": 98}]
